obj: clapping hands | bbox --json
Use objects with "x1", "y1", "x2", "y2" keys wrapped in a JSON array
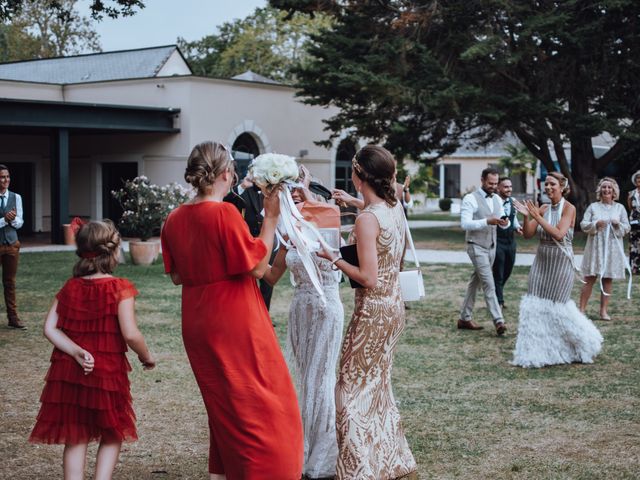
[{"x1": 513, "y1": 199, "x2": 543, "y2": 221}]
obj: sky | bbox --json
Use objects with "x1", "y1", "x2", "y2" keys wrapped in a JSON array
[{"x1": 78, "y1": 0, "x2": 267, "y2": 52}]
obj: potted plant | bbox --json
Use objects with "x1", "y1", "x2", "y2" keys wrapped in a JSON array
[{"x1": 112, "y1": 176, "x2": 191, "y2": 265}]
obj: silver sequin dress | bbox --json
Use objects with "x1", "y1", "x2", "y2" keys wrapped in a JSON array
[
  {"x1": 285, "y1": 249, "x2": 344, "y2": 478},
  {"x1": 512, "y1": 202, "x2": 603, "y2": 368}
]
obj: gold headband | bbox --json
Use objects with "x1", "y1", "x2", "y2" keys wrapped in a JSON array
[{"x1": 351, "y1": 156, "x2": 362, "y2": 174}]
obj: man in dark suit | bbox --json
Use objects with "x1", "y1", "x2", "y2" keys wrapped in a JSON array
[
  {"x1": 492, "y1": 177, "x2": 522, "y2": 309},
  {"x1": 224, "y1": 176, "x2": 277, "y2": 310}
]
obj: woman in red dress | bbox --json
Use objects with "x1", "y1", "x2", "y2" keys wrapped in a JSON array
[{"x1": 161, "y1": 141, "x2": 303, "y2": 480}]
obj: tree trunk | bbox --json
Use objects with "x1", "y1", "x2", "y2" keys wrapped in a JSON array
[{"x1": 569, "y1": 140, "x2": 598, "y2": 229}]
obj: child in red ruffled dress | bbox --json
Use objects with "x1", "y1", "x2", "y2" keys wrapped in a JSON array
[{"x1": 29, "y1": 220, "x2": 156, "y2": 479}]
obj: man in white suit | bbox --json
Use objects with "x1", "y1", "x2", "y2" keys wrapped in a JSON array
[{"x1": 458, "y1": 167, "x2": 509, "y2": 336}]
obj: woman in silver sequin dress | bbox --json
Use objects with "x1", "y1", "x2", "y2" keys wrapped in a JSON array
[
  {"x1": 263, "y1": 178, "x2": 344, "y2": 480},
  {"x1": 578, "y1": 178, "x2": 630, "y2": 320},
  {"x1": 512, "y1": 172, "x2": 603, "y2": 368}
]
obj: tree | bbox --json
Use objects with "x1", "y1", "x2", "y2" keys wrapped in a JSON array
[
  {"x1": 0, "y1": 0, "x2": 144, "y2": 22},
  {"x1": 178, "y1": 6, "x2": 331, "y2": 83},
  {"x1": 270, "y1": 0, "x2": 640, "y2": 216},
  {"x1": 1, "y1": 0, "x2": 100, "y2": 61}
]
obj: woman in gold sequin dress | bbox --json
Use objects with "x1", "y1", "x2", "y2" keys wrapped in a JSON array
[{"x1": 321, "y1": 145, "x2": 417, "y2": 480}]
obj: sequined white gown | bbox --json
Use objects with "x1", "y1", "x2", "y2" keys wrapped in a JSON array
[{"x1": 285, "y1": 249, "x2": 344, "y2": 478}]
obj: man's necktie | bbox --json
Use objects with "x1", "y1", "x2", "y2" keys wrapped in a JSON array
[{"x1": 0, "y1": 196, "x2": 5, "y2": 210}]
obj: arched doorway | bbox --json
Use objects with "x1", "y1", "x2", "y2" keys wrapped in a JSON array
[
  {"x1": 232, "y1": 132, "x2": 261, "y2": 179},
  {"x1": 335, "y1": 138, "x2": 358, "y2": 224},
  {"x1": 335, "y1": 138, "x2": 357, "y2": 195}
]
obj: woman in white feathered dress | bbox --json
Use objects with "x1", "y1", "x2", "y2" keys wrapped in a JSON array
[
  {"x1": 512, "y1": 172, "x2": 603, "y2": 368},
  {"x1": 578, "y1": 177, "x2": 631, "y2": 320}
]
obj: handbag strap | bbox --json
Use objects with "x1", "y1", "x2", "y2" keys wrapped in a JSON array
[{"x1": 403, "y1": 214, "x2": 421, "y2": 268}]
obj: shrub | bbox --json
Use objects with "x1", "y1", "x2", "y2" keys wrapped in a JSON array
[
  {"x1": 439, "y1": 198, "x2": 452, "y2": 211},
  {"x1": 112, "y1": 176, "x2": 192, "y2": 241}
]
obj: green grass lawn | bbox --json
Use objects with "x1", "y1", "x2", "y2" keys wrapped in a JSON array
[
  {"x1": 410, "y1": 226, "x2": 599, "y2": 254},
  {"x1": 2, "y1": 252, "x2": 639, "y2": 479}
]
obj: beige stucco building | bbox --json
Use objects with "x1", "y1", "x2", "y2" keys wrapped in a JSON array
[{"x1": 0, "y1": 45, "x2": 514, "y2": 241}]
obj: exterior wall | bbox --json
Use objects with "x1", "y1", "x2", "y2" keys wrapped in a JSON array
[
  {"x1": 0, "y1": 80, "x2": 63, "y2": 102},
  {"x1": 1, "y1": 76, "x2": 338, "y2": 232},
  {"x1": 157, "y1": 51, "x2": 191, "y2": 76}
]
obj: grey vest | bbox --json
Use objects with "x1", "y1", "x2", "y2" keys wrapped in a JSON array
[
  {"x1": 0, "y1": 191, "x2": 19, "y2": 245},
  {"x1": 465, "y1": 189, "x2": 500, "y2": 249}
]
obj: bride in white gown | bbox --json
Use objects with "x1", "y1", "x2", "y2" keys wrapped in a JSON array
[{"x1": 264, "y1": 178, "x2": 344, "y2": 479}]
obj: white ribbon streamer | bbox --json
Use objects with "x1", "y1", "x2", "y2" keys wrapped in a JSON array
[
  {"x1": 276, "y1": 186, "x2": 338, "y2": 303},
  {"x1": 599, "y1": 222, "x2": 633, "y2": 299}
]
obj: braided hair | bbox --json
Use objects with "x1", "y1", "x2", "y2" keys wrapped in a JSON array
[
  {"x1": 352, "y1": 145, "x2": 397, "y2": 206},
  {"x1": 73, "y1": 220, "x2": 121, "y2": 277}
]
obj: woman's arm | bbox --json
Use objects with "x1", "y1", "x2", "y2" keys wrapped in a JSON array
[
  {"x1": 528, "y1": 200, "x2": 575, "y2": 241},
  {"x1": 332, "y1": 189, "x2": 365, "y2": 210},
  {"x1": 614, "y1": 203, "x2": 631, "y2": 237},
  {"x1": 250, "y1": 188, "x2": 281, "y2": 279},
  {"x1": 319, "y1": 212, "x2": 379, "y2": 289},
  {"x1": 579, "y1": 204, "x2": 598, "y2": 234},
  {"x1": 261, "y1": 247, "x2": 288, "y2": 286},
  {"x1": 118, "y1": 297, "x2": 155, "y2": 370},
  {"x1": 43, "y1": 300, "x2": 94, "y2": 374}
]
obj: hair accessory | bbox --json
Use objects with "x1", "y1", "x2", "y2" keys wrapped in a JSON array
[
  {"x1": 351, "y1": 157, "x2": 362, "y2": 173},
  {"x1": 80, "y1": 251, "x2": 100, "y2": 259}
]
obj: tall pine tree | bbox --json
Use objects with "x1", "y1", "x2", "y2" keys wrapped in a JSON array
[{"x1": 271, "y1": 0, "x2": 640, "y2": 214}]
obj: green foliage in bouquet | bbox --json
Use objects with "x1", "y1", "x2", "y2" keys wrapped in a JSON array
[{"x1": 111, "y1": 176, "x2": 191, "y2": 241}]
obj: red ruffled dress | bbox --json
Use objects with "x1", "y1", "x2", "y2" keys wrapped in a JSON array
[{"x1": 30, "y1": 277, "x2": 139, "y2": 445}]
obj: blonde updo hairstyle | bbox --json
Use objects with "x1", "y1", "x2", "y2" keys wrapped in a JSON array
[
  {"x1": 73, "y1": 220, "x2": 121, "y2": 277},
  {"x1": 596, "y1": 177, "x2": 620, "y2": 201},
  {"x1": 546, "y1": 171, "x2": 571, "y2": 197},
  {"x1": 184, "y1": 141, "x2": 234, "y2": 194},
  {"x1": 352, "y1": 145, "x2": 397, "y2": 206}
]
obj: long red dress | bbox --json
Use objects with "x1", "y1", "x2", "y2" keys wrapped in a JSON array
[
  {"x1": 161, "y1": 201, "x2": 303, "y2": 480},
  {"x1": 30, "y1": 277, "x2": 138, "y2": 444}
]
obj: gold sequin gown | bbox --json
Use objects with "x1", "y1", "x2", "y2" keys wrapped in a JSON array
[{"x1": 336, "y1": 201, "x2": 417, "y2": 480}]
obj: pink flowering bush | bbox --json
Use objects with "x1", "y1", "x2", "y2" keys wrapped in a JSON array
[{"x1": 112, "y1": 176, "x2": 191, "y2": 241}]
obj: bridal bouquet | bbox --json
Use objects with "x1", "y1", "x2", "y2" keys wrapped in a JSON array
[
  {"x1": 249, "y1": 153, "x2": 299, "y2": 192},
  {"x1": 249, "y1": 153, "x2": 335, "y2": 300}
]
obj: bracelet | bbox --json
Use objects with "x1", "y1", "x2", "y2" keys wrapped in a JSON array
[{"x1": 330, "y1": 256, "x2": 342, "y2": 271}]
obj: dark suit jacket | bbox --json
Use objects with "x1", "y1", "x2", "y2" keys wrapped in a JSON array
[{"x1": 224, "y1": 186, "x2": 264, "y2": 237}]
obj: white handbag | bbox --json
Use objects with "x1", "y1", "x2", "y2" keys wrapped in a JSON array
[{"x1": 399, "y1": 216, "x2": 425, "y2": 301}]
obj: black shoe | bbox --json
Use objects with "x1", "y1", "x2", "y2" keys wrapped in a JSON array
[
  {"x1": 495, "y1": 322, "x2": 507, "y2": 336},
  {"x1": 8, "y1": 319, "x2": 26, "y2": 329}
]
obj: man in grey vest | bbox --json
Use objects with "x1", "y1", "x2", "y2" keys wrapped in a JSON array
[
  {"x1": 0, "y1": 165, "x2": 25, "y2": 329},
  {"x1": 458, "y1": 167, "x2": 509, "y2": 335},
  {"x1": 492, "y1": 177, "x2": 522, "y2": 310}
]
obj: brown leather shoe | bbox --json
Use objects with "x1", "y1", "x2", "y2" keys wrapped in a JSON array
[
  {"x1": 8, "y1": 318, "x2": 26, "y2": 329},
  {"x1": 495, "y1": 322, "x2": 507, "y2": 336},
  {"x1": 457, "y1": 319, "x2": 484, "y2": 330}
]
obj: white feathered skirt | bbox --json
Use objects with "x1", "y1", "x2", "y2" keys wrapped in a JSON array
[{"x1": 512, "y1": 294, "x2": 603, "y2": 368}]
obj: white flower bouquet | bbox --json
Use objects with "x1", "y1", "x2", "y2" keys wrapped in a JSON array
[
  {"x1": 248, "y1": 153, "x2": 299, "y2": 192},
  {"x1": 248, "y1": 153, "x2": 335, "y2": 300}
]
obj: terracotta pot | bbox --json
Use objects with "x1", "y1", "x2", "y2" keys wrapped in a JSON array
[
  {"x1": 129, "y1": 240, "x2": 160, "y2": 266},
  {"x1": 62, "y1": 224, "x2": 76, "y2": 246}
]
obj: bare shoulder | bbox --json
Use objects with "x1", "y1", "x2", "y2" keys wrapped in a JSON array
[{"x1": 355, "y1": 210, "x2": 380, "y2": 233}]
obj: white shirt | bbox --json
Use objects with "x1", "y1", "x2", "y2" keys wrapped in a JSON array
[
  {"x1": 0, "y1": 191, "x2": 23, "y2": 230},
  {"x1": 500, "y1": 196, "x2": 521, "y2": 230},
  {"x1": 460, "y1": 190, "x2": 509, "y2": 231}
]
